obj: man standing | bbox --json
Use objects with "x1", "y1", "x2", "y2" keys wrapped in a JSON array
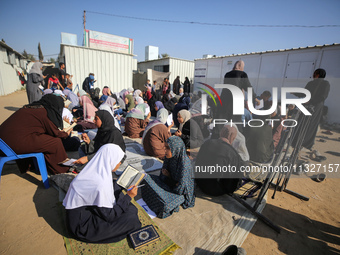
[
  {"x1": 296, "y1": 68, "x2": 330, "y2": 150},
  {"x1": 223, "y1": 60, "x2": 255, "y2": 94},
  {"x1": 212, "y1": 60, "x2": 257, "y2": 137},
  {"x1": 58, "y1": 62, "x2": 66, "y2": 87}
]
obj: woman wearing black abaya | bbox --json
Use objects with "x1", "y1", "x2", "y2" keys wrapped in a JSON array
[
  {"x1": 195, "y1": 125, "x2": 242, "y2": 196},
  {"x1": 0, "y1": 94, "x2": 70, "y2": 174},
  {"x1": 74, "y1": 110, "x2": 125, "y2": 166}
]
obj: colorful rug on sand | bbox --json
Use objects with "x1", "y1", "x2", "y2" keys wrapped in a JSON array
[{"x1": 61, "y1": 199, "x2": 180, "y2": 255}]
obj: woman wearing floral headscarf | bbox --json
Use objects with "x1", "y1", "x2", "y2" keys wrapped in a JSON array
[
  {"x1": 142, "y1": 108, "x2": 173, "y2": 159},
  {"x1": 141, "y1": 136, "x2": 195, "y2": 218},
  {"x1": 124, "y1": 104, "x2": 151, "y2": 138}
]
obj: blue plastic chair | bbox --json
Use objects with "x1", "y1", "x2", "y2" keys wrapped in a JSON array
[{"x1": 0, "y1": 139, "x2": 50, "y2": 189}]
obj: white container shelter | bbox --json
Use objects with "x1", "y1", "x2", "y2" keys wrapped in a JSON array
[
  {"x1": 59, "y1": 44, "x2": 137, "y2": 94},
  {"x1": 194, "y1": 44, "x2": 340, "y2": 123}
]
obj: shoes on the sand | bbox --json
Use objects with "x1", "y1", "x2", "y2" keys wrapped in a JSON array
[
  {"x1": 309, "y1": 150, "x2": 327, "y2": 162},
  {"x1": 311, "y1": 173, "x2": 326, "y2": 182},
  {"x1": 222, "y1": 245, "x2": 246, "y2": 255}
]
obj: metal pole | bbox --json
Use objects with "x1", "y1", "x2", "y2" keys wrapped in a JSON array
[
  {"x1": 232, "y1": 194, "x2": 281, "y2": 233},
  {"x1": 83, "y1": 10, "x2": 86, "y2": 47}
]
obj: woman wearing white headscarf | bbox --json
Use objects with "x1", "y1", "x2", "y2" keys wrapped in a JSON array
[
  {"x1": 134, "y1": 96, "x2": 144, "y2": 105},
  {"x1": 142, "y1": 108, "x2": 173, "y2": 159},
  {"x1": 63, "y1": 144, "x2": 141, "y2": 243},
  {"x1": 133, "y1": 89, "x2": 142, "y2": 98},
  {"x1": 99, "y1": 97, "x2": 121, "y2": 130},
  {"x1": 26, "y1": 62, "x2": 45, "y2": 103},
  {"x1": 175, "y1": 109, "x2": 204, "y2": 149}
]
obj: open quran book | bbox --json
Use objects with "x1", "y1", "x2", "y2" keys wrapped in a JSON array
[{"x1": 116, "y1": 165, "x2": 145, "y2": 189}]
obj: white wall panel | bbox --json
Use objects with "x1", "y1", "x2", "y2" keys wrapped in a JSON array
[
  {"x1": 0, "y1": 46, "x2": 24, "y2": 96},
  {"x1": 168, "y1": 58, "x2": 194, "y2": 85},
  {"x1": 63, "y1": 45, "x2": 133, "y2": 94},
  {"x1": 137, "y1": 58, "x2": 194, "y2": 88},
  {"x1": 194, "y1": 45, "x2": 340, "y2": 122}
]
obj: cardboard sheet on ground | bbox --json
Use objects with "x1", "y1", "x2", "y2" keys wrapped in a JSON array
[
  {"x1": 152, "y1": 187, "x2": 267, "y2": 254},
  {"x1": 115, "y1": 143, "x2": 163, "y2": 175}
]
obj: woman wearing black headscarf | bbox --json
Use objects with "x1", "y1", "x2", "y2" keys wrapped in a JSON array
[
  {"x1": 164, "y1": 97, "x2": 178, "y2": 113},
  {"x1": 75, "y1": 110, "x2": 126, "y2": 166},
  {"x1": 0, "y1": 94, "x2": 71, "y2": 174}
]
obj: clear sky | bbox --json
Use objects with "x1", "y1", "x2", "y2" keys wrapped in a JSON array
[{"x1": 1, "y1": 0, "x2": 339, "y2": 62}]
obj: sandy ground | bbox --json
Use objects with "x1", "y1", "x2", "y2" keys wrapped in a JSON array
[{"x1": 0, "y1": 90, "x2": 339, "y2": 255}]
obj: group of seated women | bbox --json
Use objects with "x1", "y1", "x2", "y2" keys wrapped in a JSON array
[{"x1": 0, "y1": 82, "x2": 280, "y2": 245}]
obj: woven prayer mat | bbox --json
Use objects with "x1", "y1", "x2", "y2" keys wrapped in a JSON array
[{"x1": 61, "y1": 199, "x2": 180, "y2": 255}]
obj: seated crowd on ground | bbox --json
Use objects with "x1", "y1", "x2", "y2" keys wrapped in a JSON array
[{"x1": 0, "y1": 61, "x2": 328, "y2": 244}]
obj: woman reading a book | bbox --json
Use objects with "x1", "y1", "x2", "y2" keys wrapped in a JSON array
[
  {"x1": 63, "y1": 89, "x2": 80, "y2": 110},
  {"x1": 123, "y1": 94, "x2": 135, "y2": 113},
  {"x1": 174, "y1": 109, "x2": 204, "y2": 150},
  {"x1": 0, "y1": 94, "x2": 71, "y2": 174},
  {"x1": 142, "y1": 136, "x2": 195, "y2": 218},
  {"x1": 142, "y1": 108, "x2": 173, "y2": 159},
  {"x1": 73, "y1": 95, "x2": 98, "y2": 131},
  {"x1": 63, "y1": 144, "x2": 141, "y2": 243},
  {"x1": 74, "y1": 110, "x2": 125, "y2": 166}
]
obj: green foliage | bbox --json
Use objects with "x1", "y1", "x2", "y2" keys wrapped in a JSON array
[
  {"x1": 22, "y1": 49, "x2": 36, "y2": 61},
  {"x1": 38, "y1": 43, "x2": 44, "y2": 61}
]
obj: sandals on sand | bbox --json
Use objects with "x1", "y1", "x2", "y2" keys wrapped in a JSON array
[
  {"x1": 322, "y1": 130, "x2": 333, "y2": 135},
  {"x1": 222, "y1": 245, "x2": 247, "y2": 255},
  {"x1": 312, "y1": 173, "x2": 326, "y2": 182},
  {"x1": 309, "y1": 150, "x2": 327, "y2": 162}
]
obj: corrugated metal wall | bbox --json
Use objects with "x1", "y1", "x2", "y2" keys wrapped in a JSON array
[
  {"x1": 137, "y1": 58, "x2": 195, "y2": 85},
  {"x1": 0, "y1": 46, "x2": 24, "y2": 96},
  {"x1": 169, "y1": 58, "x2": 194, "y2": 84},
  {"x1": 137, "y1": 58, "x2": 170, "y2": 73},
  {"x1": 63, "y1": 45, "x2": 134, "y2": 93},
  {"x1": 194, "y1": 45, "x2": 340, "y2": 123}
]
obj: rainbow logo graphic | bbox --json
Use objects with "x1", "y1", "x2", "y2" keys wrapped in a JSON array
[{"x1": 197, "y1": 82, "x2": 223, "y2": 106}]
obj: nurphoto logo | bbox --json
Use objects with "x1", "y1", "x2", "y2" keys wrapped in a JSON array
[{"x1": 198, "y1": 82, "x2": 312, "y2": 128}]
